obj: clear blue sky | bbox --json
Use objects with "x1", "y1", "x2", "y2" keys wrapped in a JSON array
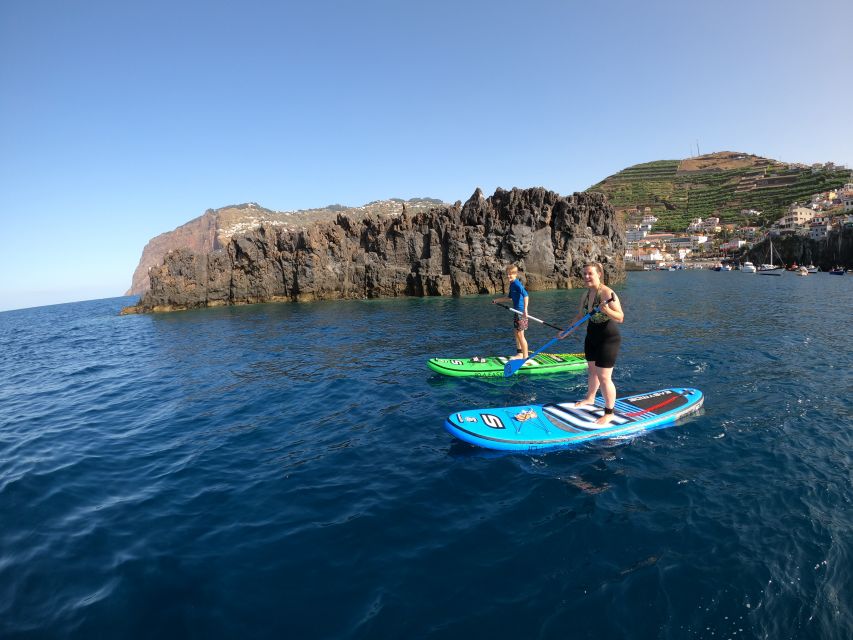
[{"x1": 2, "y1": 0, "x2": 851, "y2": 311}]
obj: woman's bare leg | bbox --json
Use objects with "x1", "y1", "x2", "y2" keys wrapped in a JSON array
[
  {"x1": 574, "y1": 362, "x2": 600, "y2": 407},
  {"x1": 595, "y1": 366, "x2": 616, "y2": 425}
]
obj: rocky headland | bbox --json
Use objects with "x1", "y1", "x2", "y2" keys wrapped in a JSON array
[
  {"x1": 121, "y1": 187, "x2": 625, "y2": 314},
  {"x1": 743, "y1": 226, "x2": 853, "y2": 269},
  {"x1": 125, "y1": 199, "x2": 445, "y2": 296}
]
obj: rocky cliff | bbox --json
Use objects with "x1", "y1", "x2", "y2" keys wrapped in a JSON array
[
  {"x1": 121, "y1": 187, "x2": 625, "y2": 314},
  {"x1": 125, "y1": 200, "x2": 447, "y2": 296},
  {"x1": 125, "y1": 208, "x2": 221, "y2": 296},
  {"x1": 744, "y1": 226, "x2": 853, "y2": 269}
]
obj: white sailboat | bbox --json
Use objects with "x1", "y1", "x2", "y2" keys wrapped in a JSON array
[{"x1": 758, "y1": 239, "x2": 784, "y2": 276}]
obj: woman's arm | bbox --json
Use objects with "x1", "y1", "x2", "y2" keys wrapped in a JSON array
[{"x1": 598, "y1": 288, "x2": 624, "y2": 323}]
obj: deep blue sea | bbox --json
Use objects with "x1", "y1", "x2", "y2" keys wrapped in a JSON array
[{"x1": 1, "y1": 271, "x2": 852, "y2": 639}]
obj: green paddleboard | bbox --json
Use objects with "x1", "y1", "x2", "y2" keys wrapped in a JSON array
[{"x1": 427, "y1": 353, "x2": 587, "y2": 377}]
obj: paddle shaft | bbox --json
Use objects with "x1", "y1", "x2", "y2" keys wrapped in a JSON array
[
  {"x1": 503, "y1": 297, "x2": 614, "y2": 377},
  {"x1": 493, "y1": 302, "x2": 563, "y2": 331}
]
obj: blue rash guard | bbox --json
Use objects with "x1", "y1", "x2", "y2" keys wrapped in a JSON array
[{"x1": 509, "y1": 279, "x2": 528, "y2": 312}]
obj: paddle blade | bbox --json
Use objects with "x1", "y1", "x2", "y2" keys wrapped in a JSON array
[{"x1": 503, "y1": 358, "x2": 525, "y2": 377}]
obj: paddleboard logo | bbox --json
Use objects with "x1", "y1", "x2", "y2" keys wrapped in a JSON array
[
  {"x1": 456, "y1": 414, "x2": 479, "y2": 423},
  {"x1": 480, "y1": 413, "x2": 505, "y2": 430}
]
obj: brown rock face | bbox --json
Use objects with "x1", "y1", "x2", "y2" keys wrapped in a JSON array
[
  {"x1": 121, "y1": 187, "x2": 625, "y2": 314},
  {"x1": 125, "y1": 200, "x2": 447, "y2": 296},
  {"x1": 125, "y1": 210, "x2": 219, "y2": 296}
]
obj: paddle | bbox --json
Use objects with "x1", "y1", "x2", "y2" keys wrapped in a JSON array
[
  {"x1": 503, "y1": 297, "x2": 614, "y2": 378},
  {"x1": 492, "y1": 301, "x2": 564, "y2": 331}
]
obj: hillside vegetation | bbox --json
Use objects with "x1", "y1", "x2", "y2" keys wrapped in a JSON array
[{"x1": 586, "y1": 152, "x2": 851, "y2": 231}]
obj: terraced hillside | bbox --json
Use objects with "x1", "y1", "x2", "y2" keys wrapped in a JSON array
[{"x1": 587, "y1": 152, "x2": 851, "y2": 231}]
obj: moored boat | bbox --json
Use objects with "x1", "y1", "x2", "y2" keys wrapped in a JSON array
[
  {"x1": 758, "y1": 239, "x2": 783, "y2": 276},
  {"x1": 741, "y1": 261, "x2": 757, "y2": 273}
]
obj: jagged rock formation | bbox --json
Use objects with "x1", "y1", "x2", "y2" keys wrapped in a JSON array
[
  {"x1": 121, "y1": 187, "x2": 625, "y2": 314},
  {"x1": 125, "y1": 199, "x2": 447, "y2": 296}
]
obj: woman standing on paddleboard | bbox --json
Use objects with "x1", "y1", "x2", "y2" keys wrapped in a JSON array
[{"x1": 560, "y1": 262, "x2": 624, "y2": 425}]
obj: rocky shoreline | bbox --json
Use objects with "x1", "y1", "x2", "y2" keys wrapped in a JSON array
[{"x1": 121, "y1": 187, "x2": 626, "y2": 314}]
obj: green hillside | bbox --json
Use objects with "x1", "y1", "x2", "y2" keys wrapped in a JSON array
[{"x1": 586, "y1": 152, "x2": 851, "y2": 231}]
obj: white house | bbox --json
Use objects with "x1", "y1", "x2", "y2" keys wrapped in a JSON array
[
  {"x1": 720, "y1": 240, "x2": 747, "y2": 252},
  {"x1": 626, "y1": 226, "x2": 648, "y2": 243},
  {"x1": 778, "y1": 206, "x2": 815, "y2": 229},
  {"x1": 810, "y1": 222, "x2": 830, "y2": 241}
]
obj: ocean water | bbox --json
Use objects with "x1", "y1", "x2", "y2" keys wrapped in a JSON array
[{"x1": 1, "y1": 270, "x2": 851, "y2": 639}]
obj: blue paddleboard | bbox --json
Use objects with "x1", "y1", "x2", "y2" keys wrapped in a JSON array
[{"x1": 444, "y1": 387, "x2": 704, "y2": 452}]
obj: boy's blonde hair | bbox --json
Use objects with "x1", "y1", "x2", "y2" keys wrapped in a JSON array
[{"x1": 506, "y1": 265, "x2": 519, "y2": 275}]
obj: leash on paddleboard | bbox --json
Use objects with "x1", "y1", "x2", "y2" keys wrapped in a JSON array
[
  {"x1": 492, "y1": 301, "x2": 565, "y2": 331},
  {"x1": 503, "y1": 297, "x2": 614, "y2": 378}
]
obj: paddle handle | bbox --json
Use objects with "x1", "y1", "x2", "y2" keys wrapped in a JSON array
[{"x1": 493, "y1": 301, "x2": 563, "y2": 331}]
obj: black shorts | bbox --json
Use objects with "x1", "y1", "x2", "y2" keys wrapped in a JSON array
[{"x1": 584, "y1": 322, "x2": 621, "y2": 368}]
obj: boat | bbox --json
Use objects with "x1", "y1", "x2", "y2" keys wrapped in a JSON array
[
  {"x1": 829, "y1": 267, "x2": 845, "y2": 276},
  {"x1": 758, "y1": 239, "x2": 784, "y2": 276},
  {"x1": 741, "y1": 261, "x2": 757, "y2": 273},
  {"x1": 797, "y1": 266, "x2": 809, "y2": 276},
  {"x1": 806, "y1": 265, "x2": 819, "y2": 273},
  {"x1": 721, "y1": 264, "x2": 732, "y2": 271}
]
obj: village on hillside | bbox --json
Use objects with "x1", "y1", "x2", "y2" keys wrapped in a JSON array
[{"x1": 625, "y1": 182, "x2": 853, "y2": 269}]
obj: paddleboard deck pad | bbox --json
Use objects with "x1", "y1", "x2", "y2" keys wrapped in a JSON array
[
  {"x1": 428, "y1": 353, "x2": 587, "y2": 377},
  {"x1": 444, "y1": 387, "x2": 703, "y2": 451}
]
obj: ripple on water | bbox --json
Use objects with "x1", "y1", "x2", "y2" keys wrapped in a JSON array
[{"x1": 1, "y1": 279, "x2": 852, "y2": 638}]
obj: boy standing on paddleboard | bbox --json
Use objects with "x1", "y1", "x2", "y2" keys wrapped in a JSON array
[{"x1": 492, "y1": 265, "x2": 529, "y2": 361}]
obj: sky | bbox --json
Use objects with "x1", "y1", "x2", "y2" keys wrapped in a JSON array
[{"x1": 1, "y1": 0, "x2": 851, "y2": 311}]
